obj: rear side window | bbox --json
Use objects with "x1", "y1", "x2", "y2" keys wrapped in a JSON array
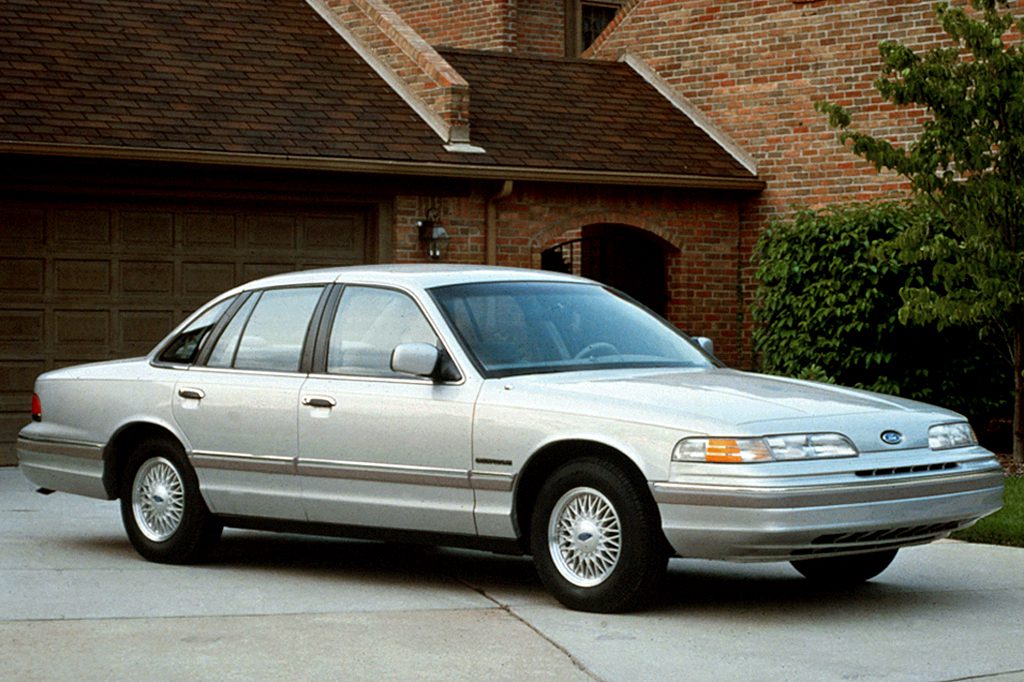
[
  {"x1": 206, "y1": 295, "x2": 258, "y2": 369},
  {"x1": 206, "y1": 287, "x2": 323, "y2": 372},
  {"x1": 157, "y1": 296, "x2": 237, "y2": 365}
]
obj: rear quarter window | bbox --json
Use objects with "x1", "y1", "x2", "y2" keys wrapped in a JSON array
[{"x1": 157, "y1": 296, "x2": 237, "y2": 365}]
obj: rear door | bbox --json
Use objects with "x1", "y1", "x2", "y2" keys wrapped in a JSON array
[{"x1": 172, "y1": 285, "x2": 327, "y2": 520}]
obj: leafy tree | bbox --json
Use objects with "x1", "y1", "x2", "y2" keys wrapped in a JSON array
[{"x1": 817, "y1": 0, "x2": 1024, "y2": 461}]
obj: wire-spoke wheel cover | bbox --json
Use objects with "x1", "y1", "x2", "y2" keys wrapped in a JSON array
[
  {"x1": 132, "y1": 457, "x2": 186, "y2": 542},
  {"x1": 548, "y1": 486, "x2": 622, "y2": 587}
]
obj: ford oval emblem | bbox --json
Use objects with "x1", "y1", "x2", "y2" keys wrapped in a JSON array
[{"x1": 880, "y1": 430, "x2": 903, "y2": 445}]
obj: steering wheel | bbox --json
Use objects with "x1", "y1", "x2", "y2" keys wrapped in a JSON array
[{"x1": 573, "y1": 342, "x2": 620, "y2": 360}]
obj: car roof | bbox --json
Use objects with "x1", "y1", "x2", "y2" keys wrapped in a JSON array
[{"x1": 236, "y1": 264, "x2": 588, "y2": 292}]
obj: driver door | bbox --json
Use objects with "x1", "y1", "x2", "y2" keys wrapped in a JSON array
[{"x1": 297, "y1": 285, "x2": 478, "y2": 534}]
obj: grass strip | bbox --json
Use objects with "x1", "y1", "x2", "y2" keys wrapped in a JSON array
[{"x1": 951, "y1": 476, "x2": 1023, "y2": 547}]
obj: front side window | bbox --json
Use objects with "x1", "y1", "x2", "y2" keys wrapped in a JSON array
[
  {"x1": 157, "y1": 296, "x2": 237, "y2": 365},
  {"x1": 206, "y1": 287, "x2": 323, "y2": 372},
  {"x1": 431, "y1": 281, "x2": 711, "y2": 377},
  {"x1": 327, "y1": 286, "x2": 438, "y2": 377}
]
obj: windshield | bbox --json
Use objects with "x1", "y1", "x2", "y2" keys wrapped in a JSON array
[{"x1": 431, "y1": 281, "x2": 712, "y2": 377}]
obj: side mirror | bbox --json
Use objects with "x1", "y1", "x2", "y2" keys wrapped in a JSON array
[
  {"x1": 391, "y1": 343, "x2": 440, "y2": 377},
  {"x1": 695, "y1": 336, "x2": 715, "y2": 357},
  {"x1": 390, "y1": 343, "x2": 462, "y2": 382}
]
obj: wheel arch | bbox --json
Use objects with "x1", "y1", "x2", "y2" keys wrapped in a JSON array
[
  {"x1": 102, "y1": 421, "x2": 187, "y2": 499},
  {"x1": 512, "y1": 439, "x2": 663, "y2": 551}
]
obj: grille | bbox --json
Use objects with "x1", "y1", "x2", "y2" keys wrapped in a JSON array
[
  {"x1": 855, "y1": 461, "x2": 958, "y2": 478},
  {"x1": 791, "y1": 520, "x2": 964, "y2": 557}
]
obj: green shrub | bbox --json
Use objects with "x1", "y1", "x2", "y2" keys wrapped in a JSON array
[{"x1": 753, "y1": 202, "x2": 1010, "y2": 426}]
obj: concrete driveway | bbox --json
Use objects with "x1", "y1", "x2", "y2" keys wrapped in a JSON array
[{"x1": 2, "y1": 467, "x2": 1022, "y2": 681}]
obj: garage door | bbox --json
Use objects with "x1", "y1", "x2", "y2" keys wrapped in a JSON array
[{"x1": 0, "y1": 199, "x2": 378, "y2": 464}]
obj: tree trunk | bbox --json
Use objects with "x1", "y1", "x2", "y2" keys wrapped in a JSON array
[{"x1": 1015, "y1": 323, "x2": 1023, "y2": 463}]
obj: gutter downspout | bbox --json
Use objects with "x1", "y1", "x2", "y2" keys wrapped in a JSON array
[{"x1": 485, "y1": 180, "x2": 514, "y2": 265}]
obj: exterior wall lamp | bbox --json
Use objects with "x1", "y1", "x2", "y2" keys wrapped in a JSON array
[{"x1": 416, "y1": 208, "x2": 450, "y2": 260}]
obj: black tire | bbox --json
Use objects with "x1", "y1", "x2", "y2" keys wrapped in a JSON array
[
  {"x1": 530, "y1": 457, "x2": 667, "y2": 613},
  {"x1": 119, "y1": 438, "x2": 222, "y2": 564},
  {"x1": 790, "y1": 548, "x2": 898, "y2": 585}
]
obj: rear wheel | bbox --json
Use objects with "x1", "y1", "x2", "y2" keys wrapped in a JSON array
[
  {"x1": 530, "y1": 457, "x2": 667, "y2": 613},
  {"x1": 119, "y1": 438, "x2": 222, "y2": 563},
  {"x1": 790, "y1": 549, "x2": 898, "y2": 585}
]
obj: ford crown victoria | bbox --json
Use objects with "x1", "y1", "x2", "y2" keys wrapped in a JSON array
[{"x1": 17, "y1": 265, "x2": 1004, "y2": 612}]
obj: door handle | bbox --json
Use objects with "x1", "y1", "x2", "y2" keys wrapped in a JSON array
[
  {"x1": 302, "y1": 396, "x2": 336, "y2": 409},
  {"x1": 178, "y1": 388, "x2": 205, "y2": 400}
]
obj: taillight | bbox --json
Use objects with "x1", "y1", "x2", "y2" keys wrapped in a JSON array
[{"x1": 31, "y1": 393, "x2": 41, "y2": 422}]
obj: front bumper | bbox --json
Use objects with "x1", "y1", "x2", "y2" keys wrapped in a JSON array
[{"x1": 652, "y1": 455, "x2": 1004, "y2": 561}]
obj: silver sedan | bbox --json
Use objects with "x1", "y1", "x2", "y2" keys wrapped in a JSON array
[{"x1": 17, "y1": 265, "x2": 1004, "y2": 612}]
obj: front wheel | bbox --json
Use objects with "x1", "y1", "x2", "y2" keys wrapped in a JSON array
[
  {"x1": 530, "y1": 458, "x2": 667, "y2": 613},
  {"x1": 120, "y1": 438, "x2": 222, "y2": 564},
  {"x1": 790, "y1": 548, "x2": 898, "y2": 585}
]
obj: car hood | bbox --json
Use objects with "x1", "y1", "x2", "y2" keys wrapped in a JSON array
[{"x1": 495, "y1": 367, "x2": 960, "y2": 449}]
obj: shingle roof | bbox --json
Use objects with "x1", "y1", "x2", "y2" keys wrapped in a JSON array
[
  {"x1": 0, "y1": 0, "x2": 759, "y2": 186},
  {"x1": 0, "y1": 0, "x2": 451, "y2": 162},
  {"x1": 440, "y1": 49, "x2": 752, "y2": 179}
]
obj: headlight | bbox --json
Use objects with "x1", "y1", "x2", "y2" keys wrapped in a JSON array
[
  {"x1": 673, "y1": 433, "x2": 858, "y2": 463},
  {"x1": 928, "y1": 422, "x2": 976, "y2": 450},
  {"x1": 673, "y1": 437, "x2": 771, "y2": 463}
]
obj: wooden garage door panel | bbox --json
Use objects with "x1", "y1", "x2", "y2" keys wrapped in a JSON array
[
  {"x1": 55, "y1": 260, "x2": 111, "y2": 293},
  {"x1": 243, "y1": 262, "x2": 296, "y2": 281},
  {"x1": 0, "y1": 414, "x2": 29, "y2": 463},
  {"x1": 0, "y1": 360, "x2": 44, "y2": 451},
  {"x1": 121, "y1": 211, "x2": 175, "y2": 247},
  {"x1": 120, "y1": 311, "x2": 177, "y2": 355},
  {"x1": 304, "y1": 215, "x2": 364, "y2": 258},
  {"x1": 55, "y1": 310, "x2": 111, "y2": 347},
  {"x1": 122, "y1": 261, "x2": 174, "y2": 294},
  {"x1": 0, "y1": 311, "x2": 43, "y2": 346},
  {"x1": 183, "y1": 213, "x2": 236, "y2": 247},
  {"x1": 245, "y1": 214, "x2": 296, "y2": 249},
  {"x1": 0, "y1": 361, "x2": 43, "y2": 412},
  {"x1": 0, "y1": 259, "x2": 45, "y2": 293},
  {"x1": 182, "y1": 262, "x2": 237, "y2": 296},
  {"x1": 0, "y1": 207, "x2": 45, "y2": 243},
  {"x1": 0, "y1": 199, "x2": 377, "y2": 464},
  {"x1": 54, "y1": 209, "x2": 111, "y2": 245}
]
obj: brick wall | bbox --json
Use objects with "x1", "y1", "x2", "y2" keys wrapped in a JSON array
[
  {"x1": 516, "y1": 0, "x2": 565, "y2": 55},
  {"x1": 589, "y1": 0, "x2": 949, "y2": 210},
  {"x1": 386, "y1": 0, "x2": 516, "y2": 50},
  {"x1": 391, "y1": 184, "x2": 747, "y2": 365},
  {"x1": 386, "y1": 0, "x2": 566, "y2": 55},
  {"x1": 589, "y1": 0, "x2": 965, "y2": 365}
]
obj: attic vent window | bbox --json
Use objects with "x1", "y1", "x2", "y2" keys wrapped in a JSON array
[
  {"x1": 566, "y1": 0, "x2": 622, "y2": 56},
  {"x1": 582, "y1": 2, "x2": 618, "y2": 48}
]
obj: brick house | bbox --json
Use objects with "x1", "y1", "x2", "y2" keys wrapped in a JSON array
[{"x1": 0, "y1": 0, "x2": 954, "y2": 463}]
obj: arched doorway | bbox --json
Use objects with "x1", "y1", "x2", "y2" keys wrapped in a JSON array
[{"x1": 541, "y1": 224, "x2": 675, "y2": 316}]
